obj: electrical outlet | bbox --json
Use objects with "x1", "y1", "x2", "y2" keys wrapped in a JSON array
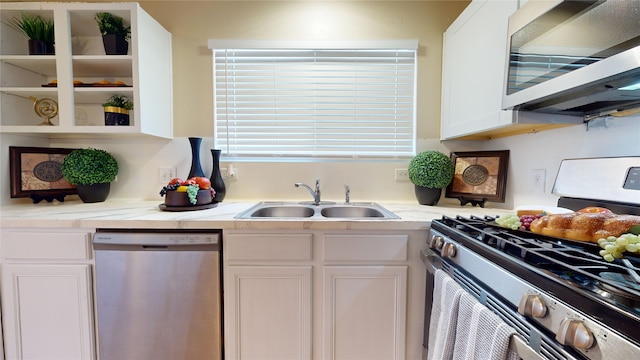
[
  {"x1": 159, "y1": 166, "x2": 177, "y2": 183},
  {"x1": 395, "y1": 169, "x2": 410, "y2": 182},
  {"x1": 221, "y1": 167, "x2": 238, "y2": 180},
  {"x1": 531, "y1": 169, "x2": 546, "y2": 193}
]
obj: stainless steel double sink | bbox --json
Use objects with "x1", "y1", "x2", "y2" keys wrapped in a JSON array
[{"x1": 235, "y1": 201, "x2": 399, "y2": 219}]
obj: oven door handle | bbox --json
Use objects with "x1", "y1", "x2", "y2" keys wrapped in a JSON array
[
  {"x1": 420, "y1": 247, "x2": 442, "y2": 274},
  {"x1": 510, "y1": 334, "x2": 545, "y2": 360}
]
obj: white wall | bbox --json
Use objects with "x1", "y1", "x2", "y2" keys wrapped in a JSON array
[
  {"x1": 445, "y1": 116, "x2": 640, "y2": 209},
  {"x1": 2, "y1": 1, "x2": 638, "y2": 209},
  {"x1": 3, "y1": 117, "x2": 637, "y2": 207},
  {"x1": 2, "y1": 136, "x2": 448, "y2": 204},
  {"x1": 2, "y1": 0, "x2": 468, "y2": 205}
]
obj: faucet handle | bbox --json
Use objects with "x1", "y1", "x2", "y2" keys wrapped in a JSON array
[
  {"x1": 315, "y1": 179, "x2": 321, "y2": 203},
  {"x1": 344, "y1": 185, "x2": 350, "y2": 204}
]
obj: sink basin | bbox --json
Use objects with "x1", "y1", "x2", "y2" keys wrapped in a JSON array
[
  {"x1": 245, "y1": 205, "x2": 315, "y2": 218},
  {"x1": 320, "y1": 206, "x2": 386, "y2": 218},
  {"x1": 235, "y1": 202, "x2": 398, "y2": 219}
]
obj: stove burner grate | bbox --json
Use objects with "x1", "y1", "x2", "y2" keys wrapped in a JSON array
[
  {"x1": 433, "y1": 214, "x2": 640, "y2": 347},
  {"x1": 435, "y1": 215, "x2": 640, "y2": 310}
]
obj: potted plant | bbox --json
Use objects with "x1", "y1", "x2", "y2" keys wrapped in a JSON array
[
  {"x1": 408, "y1": 150, "x2": 454, "y2": 206},
  {"x1": 61, "y1": 148, "x2": 118, "y2": 203},
  {"x1": 94, "y1": 12, "x2": 130, "y2": 55},
  {"x1": 3, "y1": 13, "x2": 55, "y2": 55},
  {"x1": 102, "y1": 94, "x2": 133, "y2": 126}
]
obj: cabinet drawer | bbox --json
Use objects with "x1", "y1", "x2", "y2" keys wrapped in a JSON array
[
  {"x1": 323, "y1": 234, "x2": 408, "y2": 261},
  {"x1": 226, "y1": 233, "x2": 313, "y2": 261},
  {"x1": 2, "y1": 230, "x2": 92, "y2": 261}
]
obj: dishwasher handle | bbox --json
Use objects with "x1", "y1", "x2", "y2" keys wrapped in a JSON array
[
  {"x1": 94, "y1": 243, "x2": 218, "y2": 251},
  {"x1": 93, "y1": 231, "x2": 220, "y2": 251}
]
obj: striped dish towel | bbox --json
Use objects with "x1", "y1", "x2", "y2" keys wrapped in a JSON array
[
  {"x1": 427, "y1": 269, "x2": 465, "y2": 360},
  {"x1": 453, "y1": 291, "x2": 518, "y2": 360}
]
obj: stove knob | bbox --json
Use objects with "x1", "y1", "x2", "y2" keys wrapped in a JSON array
[
  {"x1": 556, "y1": 318, "x2": 595, "y2": 349},
  {"x1": 442, "y1": 242, "x2": 457, "y2": 258},
  {"x1": 431, "y1": 236, "x2": 444, "y2": 250},
  {"x1": 517, "y1": 294, "x2": 547, "y2": 318}
]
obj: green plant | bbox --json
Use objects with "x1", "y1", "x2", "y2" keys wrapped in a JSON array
[
  {"x1": 102, "y1": 95, "x2": 133, "y2": 110},
  {"x1": 61, "y1": 148, "x2": 118, "y2": 185},
  {"x1": 94, "y1": 12, "x2": 131, "y2": 39},
  {"x1": 408, "y1": 150, "x2": 454, "y2": 188},
  {"x1": 3, "y1": 13, "x2": 54, "y2": 43}
]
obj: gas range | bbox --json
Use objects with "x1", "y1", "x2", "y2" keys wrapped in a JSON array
[
  {"x1": 422, "y1": 157, "x2": 640, "y2": 360},
  {"x1": 426, "y1": 216, "x2": 640, "y2": 359},
  {"x1": 435, "y1": 215, "x2": 638, "y2": 333}
]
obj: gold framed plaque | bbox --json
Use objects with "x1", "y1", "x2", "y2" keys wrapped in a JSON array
[
  {"x1": 445, "y1": 150, "x2": 509, "y2": 206},
  {"x1": 9, "y1": 146, "x2": 77, "y2": 202}
]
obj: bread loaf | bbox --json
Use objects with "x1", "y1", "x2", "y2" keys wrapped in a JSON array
[
  {"x1": 529, "y1": 212, "x2": 640, "y2": 242},
  {"x1": 516, "y1": 209, "x2": 545, "y2": 217}
]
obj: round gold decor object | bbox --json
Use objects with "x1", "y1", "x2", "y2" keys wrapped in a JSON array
[
  {"x1": 462, "y1": 164, "x2": 489, "y2": 186},
  {"x1": 30, "y1": 96, "x2": 58, "y2": 126}
]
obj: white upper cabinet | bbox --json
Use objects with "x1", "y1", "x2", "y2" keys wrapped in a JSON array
[
  {"x1": 0, "y1": 2, "x2": 173, "y2": 138},
  {"x1": 440, "y1": 0, "x2": 579, "y2": 140}
]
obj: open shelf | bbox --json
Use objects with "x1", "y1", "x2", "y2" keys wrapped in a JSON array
[{"x1": 0, "y1": 2, "x2": 172, "y2": 139}]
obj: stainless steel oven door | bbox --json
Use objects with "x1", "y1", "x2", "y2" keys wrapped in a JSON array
[
  {"x1": 421, "y1": 246, "x2": 551, "y2": 360},
  {"x1": 422, "y1": 232, "x2": 575, "y2": 360},
  {"x1": 423, "y1": 227, "x2": 640, "y2": 360},
  {"x1": 420, "y1": 247, "x2": 440, "y2": 355}
]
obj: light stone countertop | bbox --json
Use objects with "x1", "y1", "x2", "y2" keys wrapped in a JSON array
[{"x1": 0, "y1": 199, "x2": 514, "y2": 231}]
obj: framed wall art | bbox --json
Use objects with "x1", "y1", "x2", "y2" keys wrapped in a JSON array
[
  {"x1": 9, "y1": 146, "x2": 77, "y2": 203},
  {"x1": 445, "y1": 150, "x2": 509, "y2": 207}
]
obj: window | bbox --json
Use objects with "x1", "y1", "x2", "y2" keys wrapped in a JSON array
[{"x1": 208, "y1": 40, "x2": 418, "y2": 161}]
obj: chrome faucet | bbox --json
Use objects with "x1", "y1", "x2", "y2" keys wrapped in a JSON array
[
  {"x1": 344, "y1": 185, "x2": 350, "y2": 204},
  {"x1": 295, "y1": 179, "x2": 321, "y2": 205}
]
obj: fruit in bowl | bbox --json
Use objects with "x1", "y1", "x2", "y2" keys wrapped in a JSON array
[{"x1": 160, "y1": 177, "x2": 215, "y2": 206}]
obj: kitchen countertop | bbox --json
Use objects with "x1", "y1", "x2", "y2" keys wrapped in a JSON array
[{"x1": 0, "y1": 200, "x2": 513, "y2": 231}]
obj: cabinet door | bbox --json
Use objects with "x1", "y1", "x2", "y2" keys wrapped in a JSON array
[
  {"x1": 1, "y1": 264, "x2": 95, "y2": 360},
  {"x1": 225, "y1": 266, "x2": 312, "y2": 360},
  {"x1": 440, "y1": 0, "x2": 518, "y2": 139},
  {"x1": 323, "y1": 266, "x2": 407, "y2": 360}
]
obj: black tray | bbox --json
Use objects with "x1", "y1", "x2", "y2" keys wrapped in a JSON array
[{"x1": 158, "y1": 202, "x2": 218, "y2": 212}]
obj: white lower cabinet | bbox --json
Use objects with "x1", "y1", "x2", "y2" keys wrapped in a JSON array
[
  {"x1": 224, "y1": 230, "x2": 424, "y2": 360},
  {"x1": 225, "y1": 266, "x2": 313, "y2": 359},
  {"x1": 1, "y1": 228, "x2": 95, "y2": 360},
  {"x1": 323, "y1": 266, "x2": 407, "y2": 360}
]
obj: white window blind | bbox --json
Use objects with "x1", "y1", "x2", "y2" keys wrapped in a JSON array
[{"x1": 208, "y1": 40, "x2": 418, "y2": 160}]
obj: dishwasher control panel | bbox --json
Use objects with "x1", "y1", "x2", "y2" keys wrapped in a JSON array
[{"x1": 93, "y1": 230, "x2": 220, "y2": 248}]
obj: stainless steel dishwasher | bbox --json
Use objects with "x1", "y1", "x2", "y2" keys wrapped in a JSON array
[{"x1": 93, "y1": 229, "x2": 222, "y2": 360}]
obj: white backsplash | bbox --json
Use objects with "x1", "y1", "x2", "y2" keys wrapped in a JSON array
[
  {"x1": 449, "y1": 116, "x2": 640, "y2": 208},
  {"x1": 2, "y1": 116, "x2": 639, "y2": 209}
]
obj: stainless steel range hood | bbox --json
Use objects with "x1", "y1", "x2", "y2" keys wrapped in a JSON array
[{"x1": 502, "y1": 0, "x2": 640, "y2": 120}]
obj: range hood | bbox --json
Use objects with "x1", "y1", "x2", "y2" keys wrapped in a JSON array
[{"x1": 502, "y1": 0, "x2": 640, "y2": 120}]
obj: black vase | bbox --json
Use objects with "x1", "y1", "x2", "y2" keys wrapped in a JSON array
[
  {"x1": 28, "y1": 39, "x2": 55, "y2": 55},
  {"x1": 210, "y1": 149, "x2": 226, "y2": 202},
  {"x1": 187, "y1": 137, "x2": 205, "y2": 178},
  {"x1": 104, "y1": 107, "x2": 129, "y2": 126},
  {"x1": 414, "y1": 185, "x2": 442, "y2": 206},
  {"x1": 102, "y1": 34, "x2": 129, "y2": 55},
  {"x1": 76, "y1": 183, "x2": 110, "y2": 203}
]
